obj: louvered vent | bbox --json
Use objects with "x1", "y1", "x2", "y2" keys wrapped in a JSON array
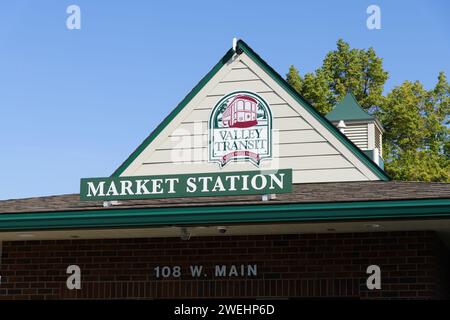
[
  {"x1": 375, "y1": 126, "x2": 382, "y2": 155},
  {"x1": 344, "y1": 123, "x2": 369, "y2": 150}
]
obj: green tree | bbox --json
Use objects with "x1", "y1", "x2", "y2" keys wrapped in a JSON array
[
  {"x1": 287, "y1": 40, "x2": 450, "y2": 182},
  {"x1": 287, "y1": 39, "x2": 388, "y2": 114},
  {"x1": 377, "y1": 74, "x2": 449, "y2": 182}
]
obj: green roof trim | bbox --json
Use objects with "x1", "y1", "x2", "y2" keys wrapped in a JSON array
[
  {"x1": 111, "y1": 40, "x2": 389, "y2": 181},
  {"x1": 0, "y1": 198, "x2": 449, "y2": 232},
  {"x1": 326, "y1": 92, "x2": 374, "y2": 121}
]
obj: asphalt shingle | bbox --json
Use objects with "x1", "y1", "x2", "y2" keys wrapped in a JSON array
[{"x1": 0, "y1": 181, "x2": 449, "y2": 214}]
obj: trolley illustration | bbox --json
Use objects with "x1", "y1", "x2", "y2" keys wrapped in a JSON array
[{"x1": 221, "y1": 95, "x2": 258, "y2": 128}]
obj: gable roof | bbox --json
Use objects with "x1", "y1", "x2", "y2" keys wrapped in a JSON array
[
  {"x1": 326, "y1": 92, "x2": 374, "y2": 122},
  {"x1": 111, "y1": 40, "x2": 389, "y2": 181}
]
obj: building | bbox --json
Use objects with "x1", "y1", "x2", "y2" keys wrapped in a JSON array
[{"x1": 0, "y1": 40, "x2": 449, "y2": 300}]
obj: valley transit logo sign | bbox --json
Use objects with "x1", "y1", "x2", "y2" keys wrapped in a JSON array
[
  {"x1": 209, "y1": 91, "x2": 272, "y2": 167},
  {"x1": 80, "y1": 169, "x2": 292, "y2": 201}
]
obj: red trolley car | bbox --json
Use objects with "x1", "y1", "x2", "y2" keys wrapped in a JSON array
[{"x1": 222, "y1": 95, "x2": 258, "y2": 128}]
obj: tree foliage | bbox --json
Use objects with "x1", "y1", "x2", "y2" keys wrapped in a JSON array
[
  {"x1": 377, "y1": 73, "x2": 449, "y2": 181},
  {"x1": 287, "y1": 39, "x2": 449, "y2": 182},
  {"x1": 287, "y1": 39, "x2": 388, "y2": 114}
]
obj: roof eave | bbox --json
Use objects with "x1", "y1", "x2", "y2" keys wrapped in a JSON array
[{"x1": 0, "y1": 198, "x2": 449, "y2": 232}]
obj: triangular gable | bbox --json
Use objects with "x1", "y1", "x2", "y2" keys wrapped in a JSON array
[{"x1": 112, "y1": 40, "x2": 389, "y2": 183}]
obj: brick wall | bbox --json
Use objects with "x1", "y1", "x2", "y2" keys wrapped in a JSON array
[{"x1": 0, "y1": 231, "x2": 448, "y2": 299}]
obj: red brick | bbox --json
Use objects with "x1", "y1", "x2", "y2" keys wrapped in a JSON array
[{"x1": 0, "y1": 231, "x2": 448, "y2": 299}]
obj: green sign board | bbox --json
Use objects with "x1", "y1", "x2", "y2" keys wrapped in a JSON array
[{"x1": 80, "y1": 169, "x2": 292, "y2": 201}]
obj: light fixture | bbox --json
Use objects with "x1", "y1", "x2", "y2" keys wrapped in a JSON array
[
  {"x1": 17, "y1": 233, "x2": 35, "y2": 238},
  {"x1": 365, "y1": 223, "x2": 382, "y2": 229},
  {"x1": 261, "y1": 194, "x2": 277, "y2": 201},
  {"x1": 180, "y1": 227, "x2": 191, "y2": 241},
  {"x1": 217, "y1": 226, "x2": 228, "y2": 234}
]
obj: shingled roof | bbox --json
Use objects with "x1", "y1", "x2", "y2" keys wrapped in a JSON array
[{"x1": 1, "y1": 181, "x2": 449, "y2": 215}]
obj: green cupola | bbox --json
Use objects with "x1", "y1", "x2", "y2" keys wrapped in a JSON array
[{"x1": 326, "y1": 92, "x2": 384, "y2": 168}]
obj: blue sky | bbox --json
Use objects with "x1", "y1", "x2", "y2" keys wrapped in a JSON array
[{"x1": 0, "y1": 0, "x2": 449, "y2": 200}]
